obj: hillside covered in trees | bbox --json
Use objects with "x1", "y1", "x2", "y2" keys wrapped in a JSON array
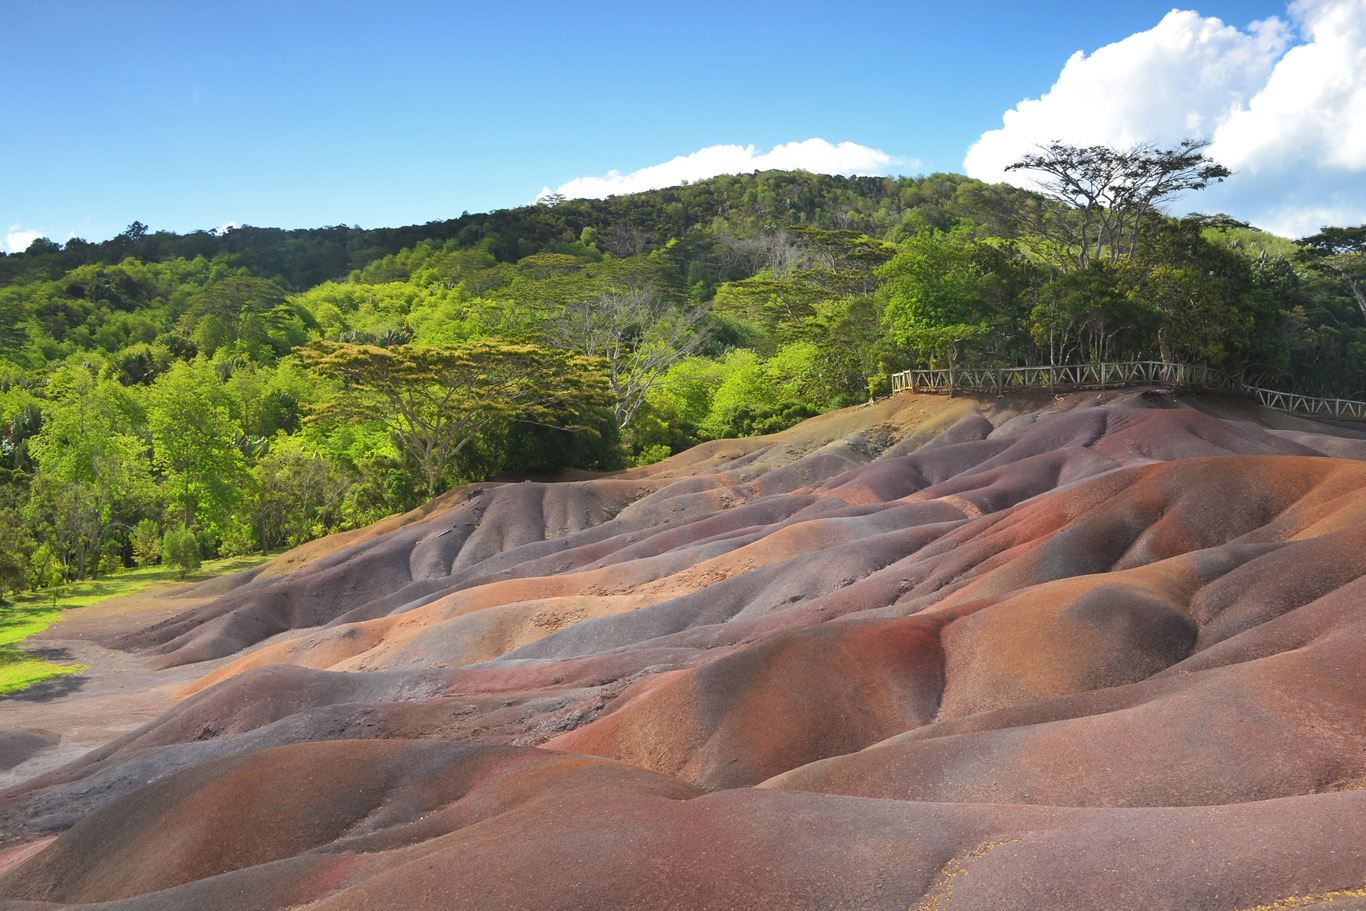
[{"x1": 3, "y1": 157, "x2": 1365, "y2": 597}]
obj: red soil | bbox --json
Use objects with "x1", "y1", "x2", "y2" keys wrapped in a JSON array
[{"x1": 3, "y1": 388, "x2": 1366, "y2": 910}]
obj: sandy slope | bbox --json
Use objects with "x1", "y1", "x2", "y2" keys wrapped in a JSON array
[{"x1": 2, "y1": 387, "x2": 1365, "y2": 910}]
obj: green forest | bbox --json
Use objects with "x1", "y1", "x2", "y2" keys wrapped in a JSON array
[{"x1": 3, "y1": 141, "x2": 1366, "y2": 598}]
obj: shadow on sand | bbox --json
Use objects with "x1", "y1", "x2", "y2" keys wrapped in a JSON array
[{"x1": 0, "y1": 671, "x2": 89, "y2": 703}]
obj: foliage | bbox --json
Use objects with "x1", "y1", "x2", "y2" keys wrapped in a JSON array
[
  {"x1": 343, "y1": 453, "x2": 419, "y2": 527},
  {"x1": 250, "y1": 438, "x2": 353, "y2": 551},
  {"x1": 130, "y1": 518, "x2": 161, "y2": 567},
  {"x1": 147, "y1": 360, "x2": 245, "y2": 533},
  {"x1": 1, "y1": 164, "x2": 1365, "y2": 590},
  {"x1": 298, "y1": 340, "x2": 613, "y2": 496},
  {"x1": 1120, "y1": 220, "x2": 1279, "y2": 371},
  {"x1": 181, "y1": 276, "x2": 295, "y2": 359},
  {"x1": 24, "y1": 364, "x2": 156, "y2": 581},
  {"x1": 1029, "y1": 262, "x2": 1159, "y2": 365},
  {"x1": 1005, "y1": 138, "x2": 1230, "y2": 271},
  {"x1": 0, "y1": 494, "x2": 34, "y2": 601},
  {"x1": 537, "y1": 255, "x2": 711, "y2": 427},
  {"x1": 879, "y1": 227, "x2": 996, "y2": 370},
  {"x1": 161, "y1": 527, "x2": 201, "y2": 579},
  {"x1": 630, "y1": 444, "x2": 673, "y2": 467},
  {"x1": 650, "y1": 347, "x2": 832, "y2": 440},
  {"x1": 1297, "y1": 224, "x2": 1366, "y2": 323}
]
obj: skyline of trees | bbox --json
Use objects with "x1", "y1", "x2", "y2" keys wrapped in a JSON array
[{"x1": 3, "y1": 162, "x2": 1365, "y2": 594}]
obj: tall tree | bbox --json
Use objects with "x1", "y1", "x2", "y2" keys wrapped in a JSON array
[
  {"x1": 507, "y1": 255, "x2": 709, "y2": 429},
  {"x1": 147, "y1": 361, "x2": 245, "y2": 532},
  {"x1": 878, "y1": 228, "x2": 997, "y2": 372},
  {"x1": 794, "y1": 294, "x2": 896, "y2": 403},
  {"x1": 26, "y1": 364, "x2": 154, "y2": 579},
  {"x1": 180, "y1": 276, "x2": 292, "y2": 357},
  {"x1": 550, "y1": 279, "x2": 711, "y2": 428},
  {"x1": 1006, "y1": 138, "x2": 1230, "y2": 271},
  {"x1": 298, "y1": 340, "x2": 611, "y2": 497},
  {"x1": 0, "y1": 487, "x2": 34, "y2": 600},
  {"x1": 711, "y1": 277, "x2": 826, "y2": 345},
  {"x1": 1120, "y1": 220, "x2": 1275, "y2": 371},
  {"x1": 1297, "y1": 224, "x2": 1366, "y2": 323},
  {"x1": 1028, "y1": 262, "x2": 1158, "y2": 366}
]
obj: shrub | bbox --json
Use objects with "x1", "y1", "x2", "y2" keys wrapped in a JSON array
[
  {"x1": 131, "y1": 519, "x2": 161, "y2": 567},
  {"x1": 161, "y1": 527, "x2": 201, "y2": 579},
  {"x1": 631, "y1": 444, "x2": 674, "y2": 467}
]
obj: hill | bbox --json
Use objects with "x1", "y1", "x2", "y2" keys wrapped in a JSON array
[
  {"x1": 6, "y1": 165, "x2": 1366, "y2": 607},
  {"x1": 2, "y1": 387, "x2": 1365, "y2": 909}
]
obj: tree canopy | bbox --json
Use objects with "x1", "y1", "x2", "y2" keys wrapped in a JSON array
[
  {"x1": 1297, "y1": 224, "x2": 1366, "y2": 323},
  {"x1": 0, "y1": 164, "x2": 1363, "y2": 594},
  {"x1": 1005, "y1": 138, "x2": 1231, "y2": 271},
  {"x1": 297, "y1": 340, "x2": 612, "y2": 496}
]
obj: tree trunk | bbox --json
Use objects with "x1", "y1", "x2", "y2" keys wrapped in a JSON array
[{"x1": 1349, "y1": 277, "x2": 1366, "y2": 325}]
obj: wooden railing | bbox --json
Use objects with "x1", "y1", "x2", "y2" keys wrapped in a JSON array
[
  {"x1": 890, "y1": 360, "x2": 1366, "y2": 422},
  {"x1": 1244, "y1": 386, "x2": 1366, "y2": 421}
]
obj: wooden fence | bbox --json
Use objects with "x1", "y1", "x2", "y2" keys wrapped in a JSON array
[{"x1": 890, "y1": 360, "x2": 1366, "y2": 422}]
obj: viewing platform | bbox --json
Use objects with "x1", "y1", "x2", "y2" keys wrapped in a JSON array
[{"x1": 891, "y1": 360, "x2": 1366, "y2": 422}]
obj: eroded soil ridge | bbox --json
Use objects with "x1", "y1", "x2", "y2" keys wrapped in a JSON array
[{"x1": 3, "y1": 388, "x2": 1365, "y2": 910}]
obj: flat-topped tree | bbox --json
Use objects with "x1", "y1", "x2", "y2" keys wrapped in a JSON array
[
  {"x1": 297, "y1": 340, "x2": 611, "y2": 497},
  {"x1": 1006, "y1": 138, "x2": 1231, "y2": 272}
]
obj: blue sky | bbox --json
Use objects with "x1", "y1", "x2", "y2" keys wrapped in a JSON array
[{"x1": 3, "y1": 0, "x2": 1357, "y2": 252}]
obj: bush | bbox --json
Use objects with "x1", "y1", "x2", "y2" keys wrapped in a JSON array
[
  {"x1": 161, "y1": 527, "x2": 201, "y2": 579},
  {"x1": 218, "y1": 521, "x2": 259, "y2": 558},
  {"x1": 343, "y1": 454, "x2": 419, "y2": 528},
  {"x1": 719, "y1": 400, "x2": 822, "y2": 437},
  {"x1": 26, "y1": 543, "x2": 63, "y2": 591},
  {"x1": 630, "y1": 444, "x2": 674, "y2": 467},
  {"x1": 131, "y1": 519, "x2": 161, "y2": 567}
]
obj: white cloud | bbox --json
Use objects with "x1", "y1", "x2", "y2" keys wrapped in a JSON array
[
  {"x1": 964, "y1": 1, "x2": 1366, "y2": 237},
  {"x1": 542, "y1": 139, "x2": 908, "y2": 202},
  {"x1": 5, "y1": 227, "x2": 44, "y2": 254},
  {"x1": 1211, "y1": 0, "x2": 1366, "y2": 173}
]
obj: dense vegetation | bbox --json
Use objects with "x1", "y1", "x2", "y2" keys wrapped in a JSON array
[{"x1": 2, "y1": 158, "x2": 1365, "y2": 598}]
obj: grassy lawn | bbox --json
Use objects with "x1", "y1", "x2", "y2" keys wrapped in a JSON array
[{"x1": 0, "y1": 552, "x2": 277, "y2": 696}]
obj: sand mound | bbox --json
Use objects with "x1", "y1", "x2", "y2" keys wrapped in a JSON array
[{"x1": 5, "y1": 387, "x2": 1366, "y2": 910}]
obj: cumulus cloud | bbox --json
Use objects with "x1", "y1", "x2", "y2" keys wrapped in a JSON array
[
  {"x1": 964, "y1": 0, "x2": 1366, "y2": 237},
  {"x1": 5, "y1": 226, "x2": 44, "y2": 254},
  {"x1": 541, "y1": 139, "x2": 907, "y2": 202}
]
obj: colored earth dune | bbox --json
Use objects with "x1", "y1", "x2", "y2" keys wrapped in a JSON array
[{"x1": 2, "y1": 387, "x2": 1365, "y2": 910}]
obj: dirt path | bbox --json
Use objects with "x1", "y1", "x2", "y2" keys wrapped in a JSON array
[{"x1": 0, "y1": 585, "x2": 239, "y2": 790}]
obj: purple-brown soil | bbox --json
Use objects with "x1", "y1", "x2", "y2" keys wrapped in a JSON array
[{"x1": 2, "y1": 388, "x2": 1366, "y2": 910}]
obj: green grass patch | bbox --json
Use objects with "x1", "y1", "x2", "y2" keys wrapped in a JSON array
[
  {"x1": 0, "y1": 552, "x2": 279, "y2": 696},
  {"x1": 0, "y1": 646, "x2": 88, "y2": 694}
]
